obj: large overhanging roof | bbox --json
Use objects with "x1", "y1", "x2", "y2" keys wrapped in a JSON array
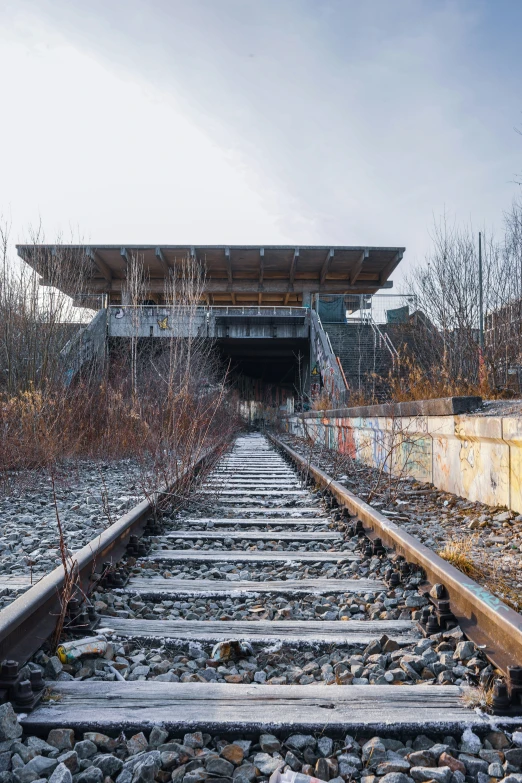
[{"x1": 17, "y1": 244, "x2": 404, "y2": 306}]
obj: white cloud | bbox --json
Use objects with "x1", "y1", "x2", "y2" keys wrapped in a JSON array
[{"x1": 0, "y1": 0, "x2": 520, "y2": 286}]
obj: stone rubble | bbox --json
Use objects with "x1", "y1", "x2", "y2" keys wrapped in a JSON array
[{"x1": 31, "y1": 621, "x2": 494, "y2": 689}]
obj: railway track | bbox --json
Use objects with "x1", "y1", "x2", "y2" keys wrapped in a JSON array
[{"x1": 0, "y1": 432, "x2": 521, "y2": 783}]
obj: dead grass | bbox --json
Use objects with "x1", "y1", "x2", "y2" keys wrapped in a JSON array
[
  {"x1": 311, "y1": 392, "x2": 335, "y2": 411},
  {"x1": 437, "y1": 535, "x2": 478, "y2": 577},
  {"x1": 437, "y1": 535, "x2": 521, "y2": 612},
  {"x1": 461, "y1": 681, "x2": 496, "y2": 712},
  {"x1": 345, "y1": 353, "x2": 503, "y2": 407}
]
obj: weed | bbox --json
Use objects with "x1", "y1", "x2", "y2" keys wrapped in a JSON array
[
  {"x1": 461, "y1": 681, "x2": 495, "y2": 712},
  {"x1": 437, "y1": 536, "x2": 478, "y2": 576}
]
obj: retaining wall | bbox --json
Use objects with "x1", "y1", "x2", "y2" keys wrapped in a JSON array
[{"x1": 284, "y1": 398, "x2": 522, "y2": 513}]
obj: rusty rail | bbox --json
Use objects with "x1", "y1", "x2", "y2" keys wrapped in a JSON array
[{"x1": 269, "y1": 435, "x2": 522, "y2": 680}]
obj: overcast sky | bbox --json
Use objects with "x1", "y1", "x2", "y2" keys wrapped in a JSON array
[{"x1": 0, "y1": 0, "x2": 521, "y2": 284}]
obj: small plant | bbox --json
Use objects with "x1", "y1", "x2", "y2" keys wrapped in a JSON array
[{"x1": 50, "y1": 475, "x2": 80, "y2": 650}]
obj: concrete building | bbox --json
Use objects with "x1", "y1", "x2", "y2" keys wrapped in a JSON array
[{"x1": 17, "y1": 244, "x2": 405, "y2": 406}]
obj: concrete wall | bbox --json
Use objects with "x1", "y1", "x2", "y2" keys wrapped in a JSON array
[
  {"x1": 285, "y1": 406, "x2": 522, "y2": 513},
  {"x1": 108, "y1": 306, "x2": 310, "y2": 340}
]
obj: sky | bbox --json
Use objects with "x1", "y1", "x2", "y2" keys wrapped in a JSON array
[{"x1": 0, "y1": 0, "x2": 521, "y2": 286}]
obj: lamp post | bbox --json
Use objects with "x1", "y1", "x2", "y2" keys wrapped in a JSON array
[{"x1": 479, "y1": 231, "x2": 484, "y2": 351}]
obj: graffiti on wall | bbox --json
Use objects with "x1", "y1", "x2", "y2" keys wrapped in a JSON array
[
  {"x1": 304, "y1": 415, "x2": 432, "y2": 481},
  {"x1": 286, "y1": 412, "x2": 522, "y2": 513}
]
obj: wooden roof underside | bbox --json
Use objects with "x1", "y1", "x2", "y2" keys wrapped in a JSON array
[{"x1": 17, "y1": 245, "x2": 405, "y2": 306}]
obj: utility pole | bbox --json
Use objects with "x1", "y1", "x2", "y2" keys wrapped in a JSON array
[{"x1": 478, "y1": 231, "x2": 484, "y2": 350}]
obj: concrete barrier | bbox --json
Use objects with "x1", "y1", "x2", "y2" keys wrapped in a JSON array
[{"x1": 284, "y1": 397, "x2": 522, "y2": 513}]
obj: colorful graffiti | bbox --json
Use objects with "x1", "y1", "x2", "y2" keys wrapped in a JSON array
[{"x1": 286, "y1": 412, "x2": 522, "y2": 513}]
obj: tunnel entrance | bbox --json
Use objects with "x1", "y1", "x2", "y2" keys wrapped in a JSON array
[{"x1": 217, "y1": 337, "x2": 310, "y2": 404}]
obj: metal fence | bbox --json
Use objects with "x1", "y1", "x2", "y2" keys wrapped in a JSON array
[{"x1": 319, "y1": 294, "x2": 417, "y2": 324}]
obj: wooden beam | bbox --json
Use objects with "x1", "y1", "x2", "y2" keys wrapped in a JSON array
[
  {"x1": 23, "y1": 681, "x2": 479, "y2": 734},
  {"x1": 147, "y1": 550, "x2": 356, "y2": 564},
  {"x1": 320, "y1": 248, "x2": 334, "y2": 285},
  {"x1": 379, "y1": 250, "x2": 403, "y2": 285},
  {"x1": 349, "y1": 248, "x2": 369, "y2": 285},
  {"x1": 86, "y1": 248, "x2": 112, "y2": 284},
  {"x1": 155, "y1": 247, "x2": 170, "y2": 275},
  {"x1": 284, "y1": 293, "x2": 290, "y2": 305},
  {"x1": 100, "y1": 616, "x2": 412, "y2": 644},
  {"x1": 83, "y1": 279, "x2": 389, "y2": 295},
  {"x1": 289, "y1": 248, "x2": 299, "y2": 288},
  {"x1": 258, "y1": 292, "x2": 262, "y2": 305},
  {"x1": 125, "y1": 576, "x2": 383, "y2": 597}
]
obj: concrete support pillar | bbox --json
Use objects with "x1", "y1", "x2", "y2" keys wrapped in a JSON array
[{"x1": 301, "y1": 292, "x2": 311, "y2": 308}]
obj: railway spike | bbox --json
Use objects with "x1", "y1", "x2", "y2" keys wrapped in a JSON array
[
  {"x1": 507, "y1": 665, "x2": 522, "y2": 706},
  {"x1": 14, "y1": 680, "x2": 34, "y2": 708},
  {"x1": 0, "y1": 660, "x2": 18, "y2": 680},
  {"x1": 389, "y1": 571, "x2": 401, "y2": 587},
  {"x1": 29, "y1": 669, "x2": 45, "y2": 692},
  {"x1": 492, "y1": 680, "x2": 512, "y2": 715}
]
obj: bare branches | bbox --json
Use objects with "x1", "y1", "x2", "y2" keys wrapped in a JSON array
[{"x1": 400, "y1": 201, "x2": 522, "y2": 395}]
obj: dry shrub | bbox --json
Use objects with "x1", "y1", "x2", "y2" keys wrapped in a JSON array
[
  {"x1": 344, "y1": 388, "x2": 374, "y2": 407},
  {"x1": 385, "y1": 354, "x2": 488, "y2": 403},
  {"x1": 0, "y1": 224, "x2": 241, "y2": 481},
  {"x1": 312, "y1": 392, "x2": 335, "y2": 411}
]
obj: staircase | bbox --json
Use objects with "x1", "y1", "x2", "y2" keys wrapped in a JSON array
[
  {"x1": 323, "y1": 321, "x2": 398, "y2": 400},
  {"x1": 310, "y1": 311, "x2": 349, "y2": 406},
  {"x1": 61, "y1": 308, "x2": 108, "y2": 384}
]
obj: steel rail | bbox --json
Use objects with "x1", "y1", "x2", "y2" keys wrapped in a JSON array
[
  {"x1": 0, "y1": 447, "x2": 223, "y2": 666},
  {"x1": 269, "y1": 434, "x2": 522, "y2": 678}
]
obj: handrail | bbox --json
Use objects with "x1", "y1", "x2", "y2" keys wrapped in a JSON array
[
  {"x1": 109, "y1": 305, "x2": 307, "y2": 313},
  {"x1": 310, "y1": 311, "x2": 347, "y2": 404},
  {"x1": 336, "y1": 356, "x2": 349, "y2": 390},
  {"x1": 364, "y1": 312, "x2": 399, "y2": 365}
]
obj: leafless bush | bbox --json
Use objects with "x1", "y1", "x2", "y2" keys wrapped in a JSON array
[
  {"x1": 0, "y1": 221, "x2": 240, "y2": 480},
  {"x1": 399, "y1": 201, "x2": 522, "y2": 398}
]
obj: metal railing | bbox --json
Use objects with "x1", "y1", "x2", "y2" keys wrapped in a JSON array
[
  {"x1": 110, "y1": 305, "x2": 307, "y2": 316},
  {"x1": 364, "y1": 313, "x2": 400, "y2": 367},
  {"x1": 343, "y1": 293, "x2": 418, "y2": 325},
  {"x1": 207, "y1": 306, "x2": 307, "y2": 317},
  {"x1": 310, "y1": 311, "x2": 349, "y2": 403}
]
